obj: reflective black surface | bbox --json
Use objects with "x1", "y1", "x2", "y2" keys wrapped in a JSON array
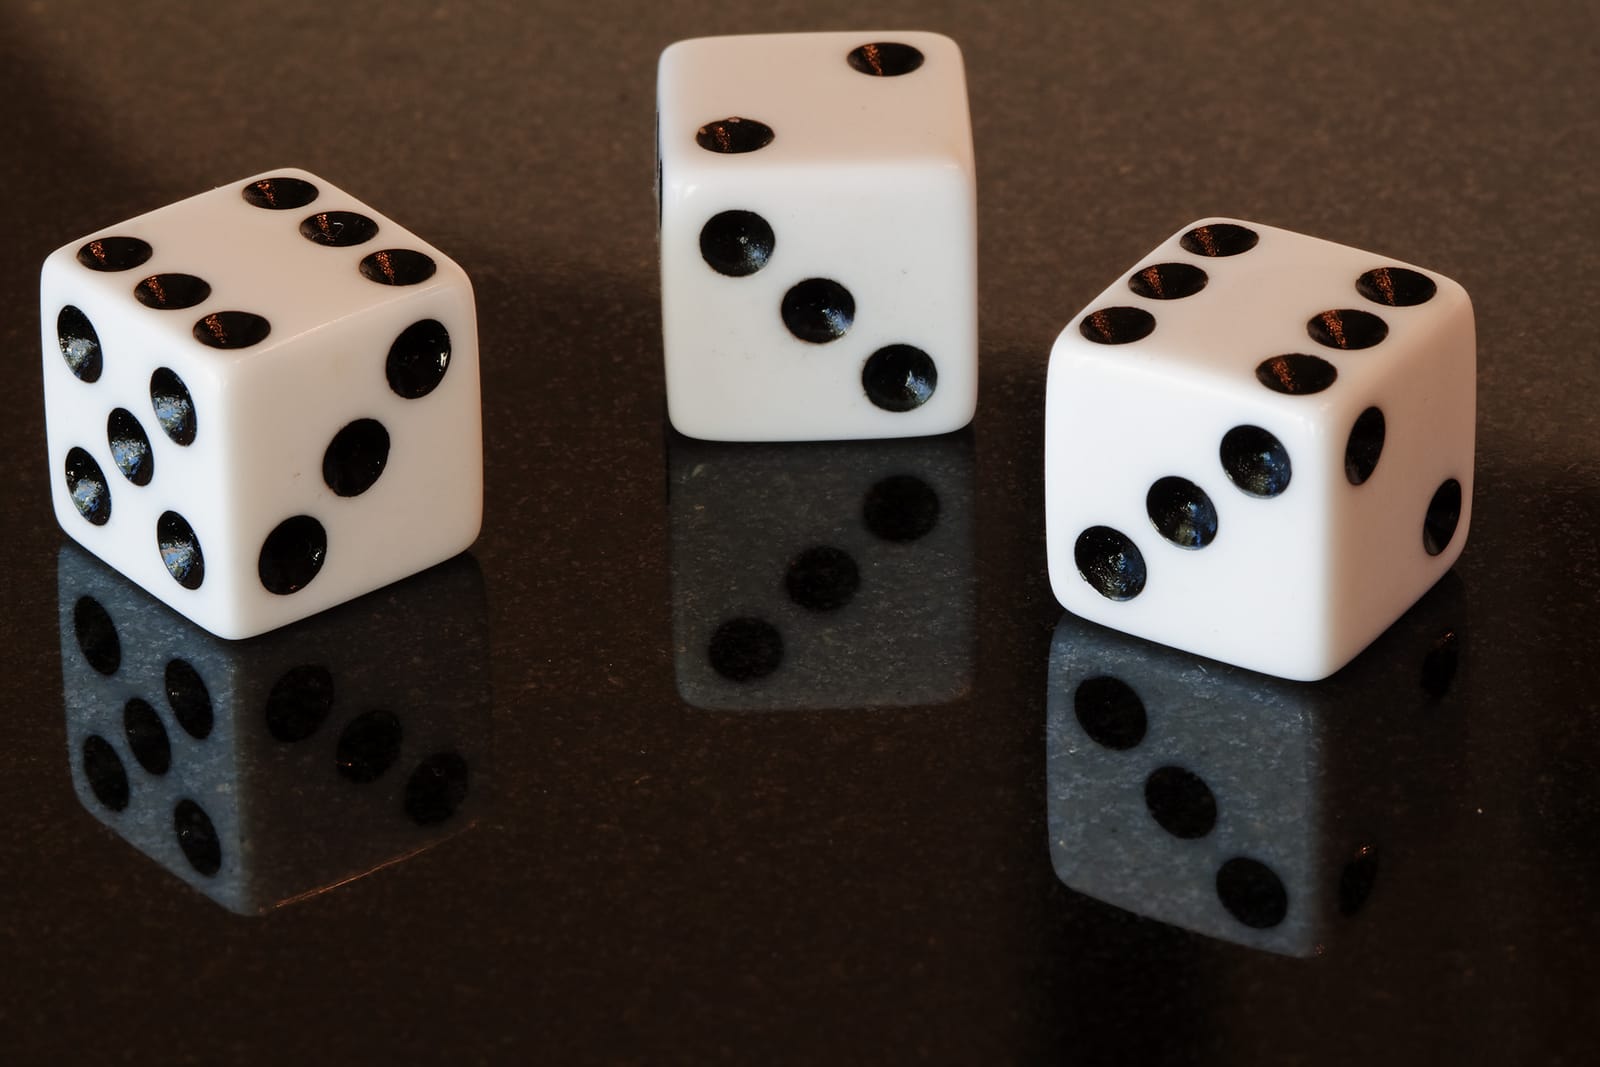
[{"x1": 2, "y1": 2, "x2": 1597, "y2": 1063}]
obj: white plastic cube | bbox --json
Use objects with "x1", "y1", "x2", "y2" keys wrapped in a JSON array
[
  {"x1": 1045, "y1": 218, "x2": 1475, "y2": 681},
  {"x1": 41, "y1": 167, "x2": 482, "y2": 639},
  {"x1": 657, "y1": 31, "x2": 977, "y2": 442}
]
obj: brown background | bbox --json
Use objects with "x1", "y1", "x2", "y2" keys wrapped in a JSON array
[{"x1": 1, "y1": 1, "x2": 1596, "y2": 1063}]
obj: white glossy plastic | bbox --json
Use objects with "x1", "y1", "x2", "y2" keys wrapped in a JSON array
[
  {"x1": 657, "y1": 31, "x2": 977, "y2": 442},
  {"x1": 40, "y1": 167, "x2": 482, "y2": 639},
  {"x1": 1045, "y1": 218, "x2": 1475, "y2": 681}
]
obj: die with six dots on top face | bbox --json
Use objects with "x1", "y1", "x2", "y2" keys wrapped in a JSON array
[
  {"x1": 41, "y1": 167, "x2": 482, "y2": 639},
  {"x1": 657, "y1": 31, "x2": 977, "y2": 441},
  {"x1": 1045, "y1": 218, "x2": 1475, "y2": 681}
]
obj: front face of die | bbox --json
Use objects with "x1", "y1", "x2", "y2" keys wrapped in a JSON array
[
  {"x1": 658, "y1": 32, "x2": 977, "y2": 442},
  {"x1": 41, "y1": 169, "x2": 482, "y2": 639},
  {"x1": 1045, "y1": 219, "x2": 1474, "y2": 680}
]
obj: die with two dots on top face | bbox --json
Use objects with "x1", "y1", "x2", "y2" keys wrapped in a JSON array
[
  {"x1": 41, "y1": 167, "x2": 482, "y2": 640},
  {"x1": 1046, "y1": 218, "x2": 1475, "y2": 681},
  {"x1": 657, "y1": 31, "x2": 977, "y2": 442}
]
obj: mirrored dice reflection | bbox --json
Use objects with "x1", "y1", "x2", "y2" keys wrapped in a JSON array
[
  {"x1": 59, "y1": 544, "x2": 491, "y2": 915},
  {"x1": 1047, "y1": 577, "x2": 1466, "y2": 956},
  {"x1": 669, "y1": 430, "x2": 974, "y2": 710}
]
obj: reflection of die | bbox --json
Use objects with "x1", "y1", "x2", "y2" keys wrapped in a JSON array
[
  {"x1": 657, "y1": 32, "x2": 977, "y2": 441},
  {"x1": 42, "y1": 168, "x2": 482, "y2": 639},
  {"x1": 1046, "y1": 218, "x2": 1474, "y2": 680},
  {"x1": 59, "y1": 545, "x2": 490, "y2": 915},
  {"x1": 669, "y1": 432, "x2": 974, "y2": 710},
  {"x1": 1046, "y1": 579, "x2": 1465, "y2": 957}
]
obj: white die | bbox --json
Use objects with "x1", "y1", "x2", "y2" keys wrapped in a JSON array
[
  {"x1": 41, "y1": 167, "x2": 482, "y2": 639},
  {"x1": 1045, "y1": 218, "x2": 1475, "y2": 681},
  {"x1": 657, "y1": 31, "x2": 977, "y2": 442}
]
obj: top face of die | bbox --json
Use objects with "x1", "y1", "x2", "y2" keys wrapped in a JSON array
[
  {"x1": 657, "y1": 31, "x2": 974, "y2": 172},
  {"x1": 1055, "y1": 217, "x2": 1473, "y2": 405},
  {"x1": 42, "y1": 167, "x2": 468, "y2": 368}
]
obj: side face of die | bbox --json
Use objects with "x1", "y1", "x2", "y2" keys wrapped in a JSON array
[
  {"x1": 41, "y1": 168, "x2": 483, "y2": 639},
  {"x1": 1045, "y1": 218, "x2": 1475, "y2": 680},
  {"x1": 658, "y1": 31, "x2": 977, "y2": 442},
  {"x1": 60, "y1": 546, "x2": 490, "y2": 914},
  {"x1": 668, "y1": 433, "x2": 975, "y2": 709}
]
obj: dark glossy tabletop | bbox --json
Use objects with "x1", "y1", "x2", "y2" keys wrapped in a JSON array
[{"x1": 2, "y1": 2, "x2": 1597, "y2": 1063}]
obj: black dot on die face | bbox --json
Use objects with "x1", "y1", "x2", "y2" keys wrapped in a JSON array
[
  {"x1": 322, "y1": 418, "x2": 390, "y2": 497},
  {"x1": 157, "y1": 511, "x2": 205, "y2": 589},
  {"x1": 1146, "y1": 476, "x2": 1218, "y2": 548},
  {"x1": 173, "y1": 798, "x2": 222, "y2": 877},
  {"x1": 107, "y1": 408, "x2": 154, "y2": 486},
  {"x1": 193, "y1": 311, "x2": 272, "y2": 349},
  {"x1": 123, "y1": 698, "x2": 171, "y2": 776},
  {"x1": 165, "y1": 658, "x2": 214, "y2": 740},
  {"x1": 1423, "y1": 479, "x2": 1463, "y2": 556},
  {"x1": 1128, "y1": 262, "x2": 1208, "y2": 300},
  {"x1": 149, "y1": 367, "x2": 197, "y2": 446},
  {"x1": 77, "y1": 236, "x2": 153, "y2": 272},
  {"x1": 1073, "y1": 676, "x2": 1147, "y2": 750},
  {"x1": 241, "y1": 176, "x2": 319, "y2": 210},
  {"x1": 863, "y1": 345, "x2": 938, "y2": 412},
  {"x1": 265, "y1": 664, "x2": 334, "y2": 743},
  {"x1": 862, "y1": 474, "x2": 939, "y2": 542},
  {"x1": 699, "y1": 210, "x2": 775, "y2": 277},
  {"x1": 1345, "y1": 406, "x2": 1386, "y2": 485},
  {"x1": 387, "y1": 319, "x2": 453, "y2": 399},
  {"x1": 1338, "y1": 844, "x2": 1380, "y2": 916},
  {"x1": 1256, "y1": 354, "x2": 1337, "y2": 395},
  {"x1": 336, "y1": 709, "x2": 403, "y2": 784},
  {"x1": 846, "y1": 41, "x2": 925, "y2": 76},
  {"x1": 134, "y1": 273, "x2": 211, "y2": 311},
  {"x1": 73, "y1": 597, "x2": 120, "y2": 675},
  {"x1": 1220, "y1": 425, "x2": 1292, "y2": 498},
  {"x1": 299, "y1": 211, "x2": 379, "y2": 247},
  {"x1": 781, "y1": 278, "x2": 855, "y2": 343},
  {"x1": 259, "y1": 515, "x2": 328, "y2": 595},
  {"x1": 708, "y1": 617, "x2": 783, "y2": 682},
  {"x1": 1357, "y1": 267, "x2": 1437, "y2": 307},
  {"x1": 785, "y1": 545, "x2": 860, "y2": 611},
  {"x1": 695, "y1": 117, "x2": 775, "y2": 154},
  {"x1": 1074, "y1": 526, "x2": 1147, "y2": 600},
  {"x1": 1216, "y1": 856, "x2": 1289, "y2": 929},
  {"x1": 405, "y1": 751, "x2": 470, "y2": 826},
  {"x1": 1308, "y1": 308, "x2": 1389, "y2": 350},
  {"x1": 359, "y1": 248, "x2": 437, "y2": 286},
  {"x1": 82, "y1": 735, "x2": 130, "y2": 812},
  {"x1": 1079, "y1": 306, "x2": 1155, "y2": 345},
  {"x1": 58, "y1": 306, "x2": 103, "y2": 382},
  {"x1": 1144, "y1": 765, "x2": 1218, "y2": 839},
  {"x1": 1180, "y1": 223, "x2": 1260, "y2": 257},
  {"x1": 64, "y1": 447, "x2": 111, "y2": 526}
]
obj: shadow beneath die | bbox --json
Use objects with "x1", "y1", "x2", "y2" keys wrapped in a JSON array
[
  {"x1": 1046, "y1": 573, "x2": 1468, "y2": 957},
  {"x1": 666, "y1": 427, "x2": 976, "y2": 712},
  {"x1": 58, "y1": 545, "x2": 492, "y2": 916}
]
